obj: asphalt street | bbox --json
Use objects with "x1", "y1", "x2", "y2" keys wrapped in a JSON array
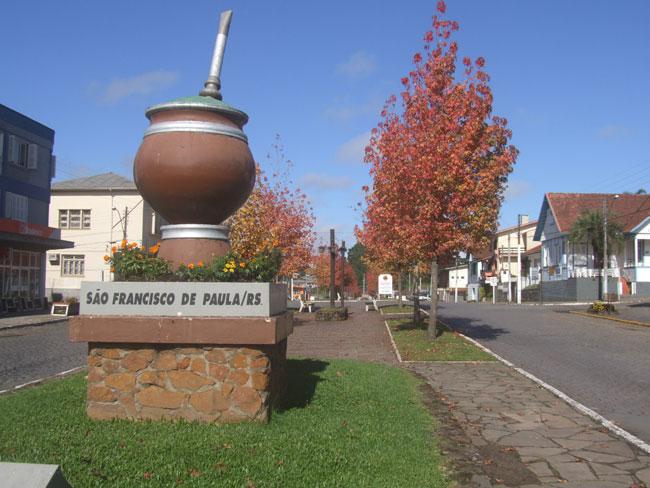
[
  {"x1": 438, "y1": 302, "x2": 650, "y2": 444},
  {"x1": 0, "y1": 320, "x2": 86, "y2": 391}
]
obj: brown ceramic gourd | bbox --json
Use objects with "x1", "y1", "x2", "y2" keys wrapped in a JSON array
[{"x1": 133, "y1": 96, "x2": 255, "y2": 225}]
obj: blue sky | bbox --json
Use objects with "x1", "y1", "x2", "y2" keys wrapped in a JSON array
[{"x1": 3, "y1": 0, "x2": 649, "y2": 246}]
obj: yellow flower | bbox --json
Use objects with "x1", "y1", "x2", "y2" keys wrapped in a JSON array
[
  {"x1": 103, "y1": 255, "x2": 110, "y2": 262},
  {"x1": 223, "y1": 268, "x2": 228, "y2": 272}
]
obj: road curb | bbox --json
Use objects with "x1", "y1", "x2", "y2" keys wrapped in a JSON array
[
  {"x1": 568, "y1": 310, "x2": 650, "y2": 328},
  {"x1": 437, "y1": 318, "x2": 650, "y2": 455},
  {"x1": 0, "y1": 318, "x2": 68, "y2": 332},
  {"x1": 0, "y1": 366, "x2": 86, "y2": 396}
]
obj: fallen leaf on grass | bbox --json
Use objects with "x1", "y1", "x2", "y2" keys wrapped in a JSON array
[
  {"x1": 188, "y1": 469, "x2": 201, "y2": 477},
  {"x1": 143, "y1": 472, "x2": 153, "y2": 480},
  {"x1": 247, "y1": 479, "x2": 256, "y2": 488},
  {"x1": 213, "y1": 462, "x2": 227, "y2": 472},
  {"x1": 276, "y1": 459, "x2": 284, "y2": 466}
]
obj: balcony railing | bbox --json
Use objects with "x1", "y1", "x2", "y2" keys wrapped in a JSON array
[{"x1": 541, "y1": 266, "x2": 620, "y2": 281}]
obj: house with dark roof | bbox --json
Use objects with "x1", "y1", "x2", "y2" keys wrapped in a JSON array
[
  {"x1": 45, "y1": 172, "x2": 165, "y2": 299},
  {"x1": 534, "y1": 192, "x2": 650, "y2": 300}
]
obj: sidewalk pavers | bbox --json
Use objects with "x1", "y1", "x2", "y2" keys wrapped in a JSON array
[
  {"x1": 288, "y1": 302, "x2": 649, "y2": 487},
  {"x1": 410, "y1": 362, "x2": 650, "y2": 487}
]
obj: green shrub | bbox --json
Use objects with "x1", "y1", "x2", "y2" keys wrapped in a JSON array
[
  {"x1": 105, "y1": 241, "x2": 281, "y2": 282},
  {"x1": 588, "y1": 301, "x2": 617, "y2": 314}
]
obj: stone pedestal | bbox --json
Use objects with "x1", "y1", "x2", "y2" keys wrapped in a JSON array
[{"x1": 70, "y1": 313, "x2": 292, "y2": 423}]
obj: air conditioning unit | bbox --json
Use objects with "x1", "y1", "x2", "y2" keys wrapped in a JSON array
[{"x1": 48, "y1": 253, "x2": 60, "y2": 265}]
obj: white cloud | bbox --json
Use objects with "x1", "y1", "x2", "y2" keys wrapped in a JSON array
[
  {"x1": 301, "y1": 173, "x2": 352, "y2": 190},
  {"x1": 336, "y1": 131, "x2": 371, "y2": 164},
  {"x1": 504, "y1": 179, "x2": 531, "y2": 200},
  {"x1": 90, "y1": 70, "x2": 179, "y2": 104},
  {"x1": 595, "y1": 124, "x2": 631, "y2": 140},
  {"x1": 336, "y1": 51, "x2": 377, "y2": 79},
  {"x1": 324, "y1": 96, "x2": 383, "y2": 122}
]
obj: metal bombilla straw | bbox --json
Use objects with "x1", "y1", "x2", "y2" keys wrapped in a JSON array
[{"x1": 200, "y1": 10, "x2": 233, "y2": 100}]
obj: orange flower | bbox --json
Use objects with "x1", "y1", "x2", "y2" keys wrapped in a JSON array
[
  {"x1": 110, "y1": 266, "x2": 115, "y2": 273},
  {"x1": 239, "y1": 262, "x2": 246, "y2": 268},
  {"x1": 103, "y1": 255, "x2": 110, "y2": 262},
  {"x1": 188, "y1": 263, "x2": 195, "y2": 270},
  {"x1": 149, "y1": 243, "x2": 160, "y2": 254},
  {"x1": 120, "y1": 239, "x2": 127, "y2": 249},
  {"x1": 197, "y1": 261, "x2": 204, "y2": 267},
  {"x1": 111, "y1": 246, "x2": 117, "y2": 253},
  {"x1": 129, "y1": 242, "x2": 138, "y2": 249}
]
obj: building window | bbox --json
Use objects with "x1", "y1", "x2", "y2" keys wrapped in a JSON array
[
  {"x1": 5, "y1": 192, "x2": 28, "y2": 222},
  {"x1": 7, "y1": 135, "x2": 38, "y2": 169},
  {"x1": 59, "y1": 209, "x2": 91, "y2": 229},
  {"x1": 61, "y1": 255, "x2": 85, "y2": 277}
]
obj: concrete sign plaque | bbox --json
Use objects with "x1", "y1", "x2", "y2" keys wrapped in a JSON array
[
  {"x1": 80, "y1": 282, "x2": 286, "y2": 317},
  {"x1": 378, "y1": 274, "x2": 393, "y2": 296}
]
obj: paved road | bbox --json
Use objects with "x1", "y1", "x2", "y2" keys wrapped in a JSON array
[
  {"x1": 438, "y1": 302, "x2": 650, "y2": 444},
  {"x1": 0, "y1": 320, "x2": 86, "y2": 391}
]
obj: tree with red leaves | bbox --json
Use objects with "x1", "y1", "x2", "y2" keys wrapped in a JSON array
[
  {"x1": 230, "y1": 136, "x2": 315, "y2": 278},
  {"x1": 360, "y1": 1, "x2": 517, "y2": 338}
]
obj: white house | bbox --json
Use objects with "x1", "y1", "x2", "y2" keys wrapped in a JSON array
[
  {"x1": 45, "y1": 173, "x2": 164, "y2": 299},
  {"x1": 534, "y1": 192, "x2": 650, "y2": 300}
]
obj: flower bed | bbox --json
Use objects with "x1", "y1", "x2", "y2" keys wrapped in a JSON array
[{"x1": 105, "y1": 241, "x2": 280, "y2": 283}]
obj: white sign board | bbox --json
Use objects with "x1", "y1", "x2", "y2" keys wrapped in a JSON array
[
  {"x1": 80, "y1": 282, "x2": 286, "y2": 317},
  {"x1": 488, "y1": 276, "x2": 498, "y2": 287},
  {"x1": 377, "y1": 274, "x2": 393, "y2": 296}
]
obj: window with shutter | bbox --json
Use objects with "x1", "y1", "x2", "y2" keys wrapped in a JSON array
[
  {"x1": 5, "y1": 192, "x2": 28, "y2": 222},
  {"x1": 27, "y1": 144, "x2": 38, "y2": 169},
  {"x1": 7, "y1": 135, "x2": 18, "y2": 164},
  {"x1": 0, "y1": 132, "x2": 4, "y2": 171}
]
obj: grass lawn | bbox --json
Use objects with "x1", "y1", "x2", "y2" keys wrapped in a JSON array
[
  {"x1": 380, "y1": 305, "x2": 414, "y2": 314},
  {"x1": 0, "y1": 359, "x2": 448, "y2": 487},
  {"x1": 388, "y1": 318, "x2": 496, "y2": 362}
]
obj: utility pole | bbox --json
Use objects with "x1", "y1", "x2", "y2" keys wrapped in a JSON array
[
  {"x1": 123, "y1": 205, "x2": 129, "y2": 241},
  {"x1": 602, "y1": 199, "x2": 607, "y2": 302},
  {"x1": 339, "y1": 240, "x2": 346, "y2": 308},
  {"x1": 517, "y1": 215, "x2": 522, "y2": 305},
  {"x1": 329, "y1": 229, "x2": 336, "y2": 308}
]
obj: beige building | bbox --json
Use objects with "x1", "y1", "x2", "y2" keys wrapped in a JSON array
[
  {"x1": 490, "y1": 216, "x2": 539, "y2": 290},
  {"x1": 45, "y1": 173, "x2": 163, "y2": 299}
]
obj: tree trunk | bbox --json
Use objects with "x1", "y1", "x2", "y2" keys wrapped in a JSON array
[
  {"x1": 398, "y1": 271, "x2": 403, "y2": 308},
  {"x1": 428, "y1": 258, "x2": 438, "y2": 340},
  {"x1": 413, "y1": 263, "x2": 421, "y2": 326}
]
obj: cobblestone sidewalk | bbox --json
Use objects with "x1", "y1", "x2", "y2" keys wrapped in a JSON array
[{"x1": 411, "y1": 362, "x2": 650, "y2": 488}]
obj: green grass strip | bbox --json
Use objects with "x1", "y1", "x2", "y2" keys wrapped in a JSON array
[
  {"x1": 0, "y1": 359, "x2": 448, "y2": 487},
  {"x1": 388, "y1": 319, "x2": 495, "y2": 362},
  {"x1": 380, "y1": 305, "x2": 414, "y2": 314}
]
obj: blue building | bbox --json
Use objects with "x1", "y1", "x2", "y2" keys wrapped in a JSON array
[{"x1": 0, "y1": 103, "x2": 72, "y2": 312}]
